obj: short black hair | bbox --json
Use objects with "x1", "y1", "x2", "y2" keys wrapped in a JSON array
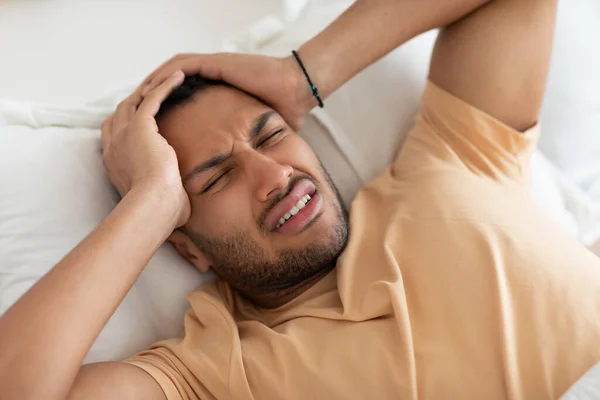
[{"x1": 156, "y1": 74, "x2": 228, "y2": 118}]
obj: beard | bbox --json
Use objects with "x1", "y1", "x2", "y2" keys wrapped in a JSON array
[{"x1": 184, "y1": 164, "x2": 349, "y2": 299}]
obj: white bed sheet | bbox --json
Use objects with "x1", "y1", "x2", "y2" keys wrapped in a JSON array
[{"x1": 0, "y1": 0, "x2": 280, "y2": 104}]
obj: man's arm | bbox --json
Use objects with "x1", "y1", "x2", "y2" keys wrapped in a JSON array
[
  {"x1": 0, "y1": 186, "x2": 172, "y2": 400},
  {"x1": 67, "y1": 362, "x2": 166, "y2": 400},
  {"x1": 299, "y1": 0, "x2": 557, "y2": 132},
  {"x1": 297, "y1": 0, "x2": 491, "y2": 101},
  {"x1": 140, "y1": 0, "x2": 557, "y2": 134},
  {"x1": 429, "y1": 0, "x2": 558, "y2": 132},
  {"x1": 0, "y1": 72, "x2": 189, "y2": 400},
  {"x1": 138, "y1": 0, "x2": 494, "y2": 130}
]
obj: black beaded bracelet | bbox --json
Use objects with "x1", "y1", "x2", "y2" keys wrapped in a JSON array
[{"x1": 291, "y1": 50, "x2": 324, "y2": 108}]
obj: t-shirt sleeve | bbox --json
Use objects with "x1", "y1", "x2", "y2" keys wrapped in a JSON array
[
  {"x1": 124, "y1": 344, "x2": 202, "y2": 400},
  {"x1": 122, "y1": 287, "x2": 238, "y2": 400},
  {"x1": 391, "y1": 80, "x2": 540, "y2": 186}
]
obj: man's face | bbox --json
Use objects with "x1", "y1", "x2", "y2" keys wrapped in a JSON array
[{"x1": 159, "y1": 85, "x2": 348, "y2": 299}]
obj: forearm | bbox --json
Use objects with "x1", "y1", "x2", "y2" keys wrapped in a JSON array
[
  {"x1": 0, "y1": 185, "x2": 179, "y2": 400},
  {"x1": 296, "y1": 0, "x2": 490, "y2": 102}
]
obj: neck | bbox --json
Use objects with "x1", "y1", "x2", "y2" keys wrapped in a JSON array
[{"x1": 245, "y1": 266, "x2": 333, "y2": 309}]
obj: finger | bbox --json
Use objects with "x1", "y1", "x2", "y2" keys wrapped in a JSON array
[
  {"x1": 142, "y1": 53, "x2": 225, "y2": 96},
  {"x1": 141, "y1": 53, "x2": 192, "y2": 86},
  {"x1": 140, "y1": 54, "x2": 195, "y2": 96},
  {"x1": 101, "y1": 114, "x2": 114, "y2": 152},
  {"x1": 113, "y1": 90, "x2": 143, "y2": 134},
  {"x1": 137, "y1": 70, "x2": 185, "y2": 117}
]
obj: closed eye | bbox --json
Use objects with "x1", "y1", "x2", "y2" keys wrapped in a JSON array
[
  {"x1": 202, "y1": 170, "x2": 230, "y2": 193},
  {"x1": 257, "y1": 128, "x2": 284, "y2": 147}
]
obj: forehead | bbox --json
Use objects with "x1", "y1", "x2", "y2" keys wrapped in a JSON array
[
  {"x1": 157, "y1": 85, "x2": 275, "y2": 173},
  {"x1": 159, "y1": 85, "x2": 271, "y2": 145}
]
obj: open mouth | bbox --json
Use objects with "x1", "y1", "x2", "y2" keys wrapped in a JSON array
[
  {"x1": 273, "y1": 189, "x2": 322, "y2": 234},
  {"x1": 276, "y1": 193, "x2": 313, "y2": 229},
  {"x1": 265, "y1": 178, "x2": 323, "y2": 234}
]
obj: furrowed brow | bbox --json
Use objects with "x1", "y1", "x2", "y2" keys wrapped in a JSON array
[
  {"x1": 183, "y1": 152, "x2": 230, "y2": 184},
  {"x1": 249, "y1": 110, "x2": 276, "y2": 139},
  {"x1": 183, "y1": 111, "x2": 276, "y2": 185}
]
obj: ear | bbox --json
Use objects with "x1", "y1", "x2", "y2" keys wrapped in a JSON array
[{"x1": 167, "y1": 230, "x2": 211, "y2": 273}]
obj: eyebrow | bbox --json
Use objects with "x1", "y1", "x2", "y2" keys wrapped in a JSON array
[
  {"x1": 249, "y1": 110, "x2": 276, "y2": 139},
  {"x1": 183, "y1": 110, "x2": 277, "y2": 184}
]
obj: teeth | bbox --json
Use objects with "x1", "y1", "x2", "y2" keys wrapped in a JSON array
[{"x1": 275, "y1": 193, "x2": 314, "y2": 229}]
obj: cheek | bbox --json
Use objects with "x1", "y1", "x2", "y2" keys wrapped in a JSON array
[
  {"x1": 279, "y1": 135, "x2": 321, "y2": 171},
  {"x1": 188, "y1": 190, "x2": 250, "y2": 237}
]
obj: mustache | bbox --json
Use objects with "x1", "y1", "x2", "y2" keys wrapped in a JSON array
[{"x1": 257, "y1": 174, "x2": 317, "y2": 232}]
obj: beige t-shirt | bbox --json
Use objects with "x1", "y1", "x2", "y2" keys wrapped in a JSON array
[{"x1": 126, "y1": 81, "x2": 600, "y2": 399}]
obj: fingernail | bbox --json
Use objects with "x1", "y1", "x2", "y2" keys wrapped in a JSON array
[
  {"x1": 141, "y1": 84, "x2": 149, "y2": 96},
  {"x1": 172, "y1": 70, "x2": 183, "y2": 78}
]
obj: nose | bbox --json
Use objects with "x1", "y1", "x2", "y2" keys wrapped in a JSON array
[{"x1": 246, "y1": 152, "x2": 293, "y2": 202}]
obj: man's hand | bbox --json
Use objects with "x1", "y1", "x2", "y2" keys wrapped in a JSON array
[
  {"x1": 102, "y1": 70, "x2": 190, "y2": 227},
  {"x1": 140, "y1": 53, "x2": 314, "y2": 130}
]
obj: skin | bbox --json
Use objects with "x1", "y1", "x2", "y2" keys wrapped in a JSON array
[{"x1": 160, "y1": 85, "x2": 348, "y2": 308}]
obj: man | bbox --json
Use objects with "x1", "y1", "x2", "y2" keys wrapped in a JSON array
[{"x1": 1, "y1": 0, "x2": 597, "y2": 399}]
